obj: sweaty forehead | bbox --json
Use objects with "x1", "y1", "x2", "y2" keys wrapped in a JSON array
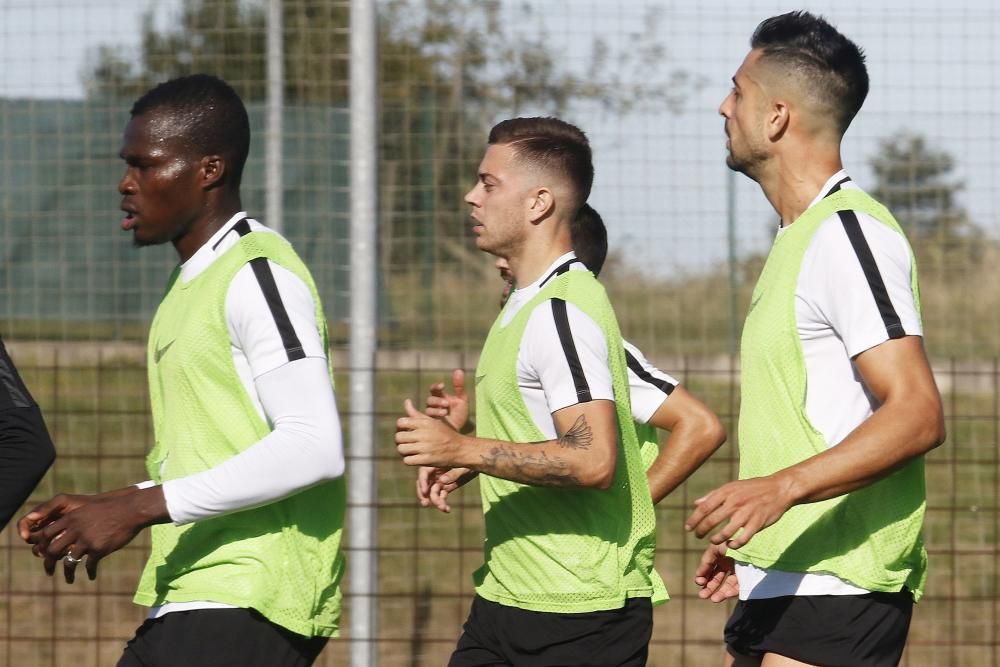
[{"x1": 123, "y1": 110, "x2": 196, "y2": 156}]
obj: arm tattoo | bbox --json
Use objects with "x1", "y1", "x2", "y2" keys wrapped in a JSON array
[
  {"x1": 556, "y1": 414, "x2": 592, "y2": 450},
  {"x1": 477, "y1": 416, "x2": 593, "y2": 486},
  {"x1": 479, "y1": 446, "x2": 581, "y2": 487}
]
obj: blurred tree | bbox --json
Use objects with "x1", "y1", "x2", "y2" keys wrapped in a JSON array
[
  {"x1": 870, "y1": 131, "x2": 982, "y2": 271},
  {"x1": 84, "y1": 0, "x2": 701, "y2": 343},
  {"x1": 869, "y1": 131, "x2": 1000, "y2": 356}
]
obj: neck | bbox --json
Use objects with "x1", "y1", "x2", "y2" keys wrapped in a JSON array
[
  {"x1": 508, "y1": 225, "x2": 573, "y2": 287},
  {"x1": 173, "y1": 192, "x2": 243, "y2": 263},
  {"x1": 756, "y1": 144, "x2": 843, "y2": 226}
]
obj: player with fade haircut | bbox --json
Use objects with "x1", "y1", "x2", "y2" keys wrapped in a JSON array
[
  {"x1": 395, "y1": 117, "x2": 661, "y2": 666},
  {"x1": 20, "y1": 74, "x2": 346, "y2": 667},
  {"x1": 421, "y1": 202, "x2": 725, "y2": 513},
  {"x1": 687, "y1": 11, "x2": 945, "y2": 666}
]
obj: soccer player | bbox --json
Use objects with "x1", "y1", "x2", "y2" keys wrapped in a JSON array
[
  {"x1": 419, "y1": 203, "x2": 725, "y2": 511},
  {"x1": 395, "y1": 117, "x2": 659, "y2": 666},
  {"x1": 0, "y1": 338, "x2": 55, "y2": 529},
  {"x1": 19, "y1": 75, "x2": 345, "y2": 667},
  {"x1": 686, "y1": 12, "x2": 945, "y2": 666}
]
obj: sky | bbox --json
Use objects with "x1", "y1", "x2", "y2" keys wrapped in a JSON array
[{"x1": 1, "y1": 0, "x2": 997, "y2": 273}]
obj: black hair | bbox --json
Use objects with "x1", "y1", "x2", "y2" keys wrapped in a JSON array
[
  {"x1": 131, "y1": 74, "x2": 251, "y2": 188},
  {"x1": 751, "y1": 11, "x2": 868, "y2": 134},
  {"x1": 571, "y1": 203, "x2": 608, "y2": 277},
  {"x1": 488, "y1": 117, "x2": 594, "y2": 213}
]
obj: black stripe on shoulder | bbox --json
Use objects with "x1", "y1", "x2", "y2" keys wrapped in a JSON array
[
  {"x1": 539, "y1": 259, "x2": 579, "y2": 288},
  {"x1": 837, "y1": 210, "x2": 906, "y2": 339},
  {"x1": 625, "y1": 349, "x2": 676, "y2": 396},
  {"x1": 550, "y1": 298, "x2": 592, "y2": 403},
  {"x1": 247, "y1": 258, "x2": 307, "y2": 362},
  {"x1": 211, "y1": 217, "x2": 251, "y2": 250},
  {"x1": 825, "y1": 176, "x2": 852, "y2": 197},
  {"x1": 233, "y1": 218, "x2": 252, "y2": 237}
]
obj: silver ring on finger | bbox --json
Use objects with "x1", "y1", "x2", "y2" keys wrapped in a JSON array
[{"x1": 64, "y1": 551, "x2": 84, "y2": 566}]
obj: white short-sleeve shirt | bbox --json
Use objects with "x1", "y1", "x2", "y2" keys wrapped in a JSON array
[{"x1": 736, "y1": 171, "x2": 923, "y2": 599}]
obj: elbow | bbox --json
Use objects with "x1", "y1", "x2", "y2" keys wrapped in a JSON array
[
  {"x1": 580, "y1": 449, "x2": 617, "y2": 490},
  {"x1": 924, "y1": 416, "x2": 946, "y2": 453},
  {"x1": 921, "y1": 394, "x2": 947, "y2": 453},
  {"x1": 679, "y1": 410, "x2": 727, "y2": 455},
  {"x1": 315, "y1": 434, "x2": 346, "y2": 481},
  {"x1": 702, "y1": 416, "x2": 728, "y2": 451},
  {"x1": 41, "y1": 434, "x2": 57, "y2": 471},
  {"x1": 326, "y1": 453, "x2": 346, "y2": 480},
  {"x1": 909, "y1": 399, "x2": 945, "y2": 455}
]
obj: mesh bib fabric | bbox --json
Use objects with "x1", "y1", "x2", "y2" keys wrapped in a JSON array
[
  {"x1": 136, "y1": 231, "x2": 346, "y2": 636},
  {"x1": 472, "y1": 270, "x2": 663, "y2": 612},
  {"x1": 733, "y1": 190, "x2": 928, "y2": 599}
]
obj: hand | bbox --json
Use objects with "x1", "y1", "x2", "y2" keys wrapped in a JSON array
[
  {"x1": 684, "y1": 474, "x2": 797, "y2": 548},
  {"x1": 396, "y1": 399, "x2": 467, "y2": 468},
  {"x1": 18, "y1": 493, "x2": 93, "y2": 581},
  {"x1": 694, "y1": 543, "x2": 739, "y2": 603},
  {"x1": 425, "y1": 369, "x2": 470, "y2": 433},
  {"x1": 19, "y1": 486, "x2": 166, "y2": 583},
  {"x1": 416, "y1": 466, "x2": 477, "y2": 513}
]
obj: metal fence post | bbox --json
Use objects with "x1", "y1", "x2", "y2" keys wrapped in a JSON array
[
  {"x1": 266, "y1": 0, "x2": 284, "y2": 233},
  {"x1": 349, "y1": 0, "x2": 378, "y2": 665}
]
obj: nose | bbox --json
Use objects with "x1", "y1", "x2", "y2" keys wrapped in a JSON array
[
  {"x1": 718, "y1": 92, "x2": 732, "y2": 118},
  {"x1": 463, "y1": 183, "x2": 480, "y2": 207},
  {"x1": 118, "y1": 168, "x2": 135, "y2": 195}
]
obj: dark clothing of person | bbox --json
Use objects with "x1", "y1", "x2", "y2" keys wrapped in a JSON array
[{"x1": 0, "y1": 338, "x2": 55, "y2": 528}]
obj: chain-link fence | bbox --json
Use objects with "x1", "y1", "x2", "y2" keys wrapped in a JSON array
[{"x1": 1, "y1": 1, "x2": 998, "y2": 665}]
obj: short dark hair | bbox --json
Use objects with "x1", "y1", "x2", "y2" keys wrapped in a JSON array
[
  {"x1": 571, "y1": 203, "x2": 608, "y2": 277},
  {"x1": 751, "y1": 11, "x2": 868, "y2": 135},
  {"x1": 488, "y1": 117, "x2": 594, "y2": 213},
  {"x1": 131, "y1": 74, "x2": 251, "y2": 188}
]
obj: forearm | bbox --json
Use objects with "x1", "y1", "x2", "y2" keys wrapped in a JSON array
[
  {"x1": 453, "y1": 416, "x2": 613, "y2": 488},
  {"x1": 162, "y1": 424, "x2": 343, "y2": 523},
  {"x1": 163, "y1": 358, "x2": 344, "y2": 524},
  {"x1": 122, "y1": 485, "x2": 171, "y2": 527},
  {"x1": 647, "y1": 420, "x2": 725, "y2": 504},
  {"x1": 777, "y1": 395, "x2": 944, "y2": 505}
]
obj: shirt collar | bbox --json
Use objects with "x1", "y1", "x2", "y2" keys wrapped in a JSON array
[
  {"x1": 180, "y1": 211, "x2": 250, "y2": 281},
  {"x1": 808, "y1": 169, "x2": 851, "y2": 208},
  {"x1": 518, "y1": 251, "x2": 579, "y2": 294}
]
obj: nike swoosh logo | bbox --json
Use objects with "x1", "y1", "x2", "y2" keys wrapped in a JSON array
[
  {"x1": 475, "y1": 374, "x2": 487, "y2": 386},
  {"x1": 748, "y1": 292, "x2": 763, "y2": 313},
  {"x1": 154, "y1": 340, "x2": 176, "y2": 363}
]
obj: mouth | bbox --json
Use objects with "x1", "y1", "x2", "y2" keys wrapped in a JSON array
[{"x1": 120, "y1": 203, "x2": 138, "y2": 231}]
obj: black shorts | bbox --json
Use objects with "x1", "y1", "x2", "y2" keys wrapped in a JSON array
[
  {"x1": 449, "y1": 595, "x2": 653, "y2": 667},
  {"x1": 116, "y1": 608, "x2": 328, "y2": 667},
  {"x1": 724, "y1": 589, "x2": 913, "y2": 667}
]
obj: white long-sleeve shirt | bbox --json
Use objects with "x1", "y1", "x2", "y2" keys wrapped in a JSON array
[{"x1": 144, "y1": 212, "x2": 344, "y2": 618}]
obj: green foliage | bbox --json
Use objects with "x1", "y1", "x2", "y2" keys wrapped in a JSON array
[
  {"x1": 871, "y1": 132, "x2": 970, "y2": 238},
  {"x1": 83, "y1": 0, "x2": 701, "y2": 276},
  {"x1": 871, "y1": 131, "x2": 984, "y2": 272},
  {"x1": 870, "y1": 132, "x2": 998, "y2": 356}
]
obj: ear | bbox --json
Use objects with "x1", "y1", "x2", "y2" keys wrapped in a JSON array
[
  {"x1": 766, "y1": 99, "x2": 790, "y2": 142},
  {"x1": 200, "y1": 154, "x2": 226, "y2": 190},
  {"x1": 527, "y1": 187, "x2": 555, "y2": 223}
]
